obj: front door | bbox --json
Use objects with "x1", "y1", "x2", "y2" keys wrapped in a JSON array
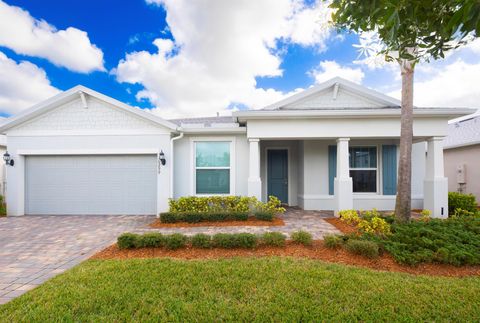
[{"x1": 267, "y1": 149, "x2": 288, "y2": 204}]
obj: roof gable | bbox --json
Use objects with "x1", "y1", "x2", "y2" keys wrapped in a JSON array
[
  {"x1": 0, "y1": 85, "x2": 178, "y2": 134},
  {"x1": 264, "y1": 77, "x2": 401, "y2": 110}
]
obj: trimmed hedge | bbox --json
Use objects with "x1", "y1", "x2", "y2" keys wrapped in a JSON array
[
  {"x1": 254, "y1": 211, "x2": 275, "y2": 221},
  {"x1": 261, "y1": 232, "x2": 286, "y2": 247},
  {"x1": 345, "y1": 239, "x2": 380, "y2": 259},
  {"x1": 164, "y1": 233, "x2": 188, "y2": 250},
  {"x1": 212, "y1": 233, "x2": 257, "y2": 249},
  {"x1": 324, "y1": 234, "x2": 343, "y2": 249},
  {"x1": 191, "y1": 233, "x2": 213, "y2": 249},
  {"x1": 291, "y1": 231, "x2": 313, "y2": 246},
  {"x1": 448, "y1": 192, "x2": 478, "y2": 216},
  {"x1": 160, "y1": 212, "x2": 249, "y2": 223},
  {"x1": 118, "y1": 233, "x2": 141, "y2": 249}
]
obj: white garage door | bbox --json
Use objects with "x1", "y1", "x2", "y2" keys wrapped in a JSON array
[{"x1": 26, "y1": 155, "x2": 157, "y2": 215}]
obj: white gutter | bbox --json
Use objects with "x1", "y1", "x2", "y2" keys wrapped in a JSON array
[{"x1": 169, "y1": 128, "x2": 184, "y2": 199}]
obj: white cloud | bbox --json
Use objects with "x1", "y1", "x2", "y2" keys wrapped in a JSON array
[
  {"x1": 0, "y1": 51, "x2": 60, "y2": 115},
  {"x1": 309, "y1": 60, "x2": 364, "y2": 84},
  {"x1": 0, "y1": 0, "x2": 104, "y2": 73},
  {"x1": 115, "y1": 0, "x2": 333, "y2": 118},
  {"x1": 386, "y1": 40, "x2": 480, "y2": 110}
]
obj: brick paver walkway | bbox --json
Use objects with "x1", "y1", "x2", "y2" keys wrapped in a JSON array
[
  {"x1": 136, "y1": 208, "x2": 341, "y2": 239},
  {"x1": 0, "y1": 215, "x2": 153, "y2": 305},
  {"x1": 0, "y1": 209, "x2": 339, "y2": 305}
]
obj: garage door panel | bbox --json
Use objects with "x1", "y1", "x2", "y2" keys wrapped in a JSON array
[{"x1": 26, "y1": 155, "x2": 157, "y2": 215}]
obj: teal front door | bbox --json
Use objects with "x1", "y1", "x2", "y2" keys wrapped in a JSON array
[{"x1": 267, "y1": 149, "x2": 288, "y2": 204}]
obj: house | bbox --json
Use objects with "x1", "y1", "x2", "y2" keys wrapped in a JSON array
[
  {"x1": 0, "y1": 77, "x2": 474, "y2": 218},
  {"x1": 443, "y1": 115, "x2": 480, "y2": 201}
]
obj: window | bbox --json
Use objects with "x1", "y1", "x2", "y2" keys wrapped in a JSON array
[
  {"x1": 349, "y1": 147, "x2": 377, "y2": 193},
  {"x1": 195, "y1": 141, "x2": 231, "y2": 194}
]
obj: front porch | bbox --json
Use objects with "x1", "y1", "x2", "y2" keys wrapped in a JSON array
[{"x1": 247, "y1": 137, "x2": 448, "y2": 218}]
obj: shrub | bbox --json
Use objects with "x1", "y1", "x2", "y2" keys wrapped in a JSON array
[
  {"x1": 212, "y1": 233, "x2": 257, "y2": 249},
  {"x1": 139, "y1": 233, "x2": 164, "y2": 248},
  {"x1": 360, "y1": 216, "x2": 480, "y2": 266},
  {"x1": 254, "y1": 211, "x2": 274, "y2": 221},
  {"x1": 261, "y1": 232, "x2": 286, "y2": 247},
  {"x1": 345, "y1": 239, "x2": 379, "y2": 258},
  {"x1": 256, "y1": 196, "x2": 286, "y2": 214},
  {"x1": 164, "y1": 234, "x2": 188, "y2": 250},
  {"x1": 323, "y1": 234, "x2": 343, "y2": 249},
  {"x1": 0, "y1": 195, "x2": 6, "y2": 217},
  {"x1": 169, "y1": 196, "x2": 258, "y2": 213},
  {"x1": 448, "y1": 192, "x2": 477, "y2": 216},
  {"x1": 160, "y1": 212, "x2": 182, "y2": 223},
  {"x1": 453, "y1": 208, "x2": 476, "y2": 217},
  {"x1": 420, "y1": 209, "x2": 431, "y2": 222},
  {"x1": 159, "y1": 212, "x2": 249, "y2": 223},
  {"x1": 191, "y1": 233, "x2": 212, "y2": 249},
  {"x1": 357, "y1": 217, "x2": 391, "y2": 236},
  {"x1": 291, "y1": 231, "x2": 313, "y2": 246},
  {"x1": 338, "y1": 209, "x2": 360, "y2": 225},
  {"x1": 117, "y1": 233, "x2": 140, "y2": 249}
]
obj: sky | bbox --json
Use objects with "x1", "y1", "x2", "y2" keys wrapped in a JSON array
[{"x1": 0, "y1": 0, "x2": 479, "y2": 119}]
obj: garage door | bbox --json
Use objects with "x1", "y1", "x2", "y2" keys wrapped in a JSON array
[{"x1": 26, "y1": 155, "x2": 157, "y2": 215}]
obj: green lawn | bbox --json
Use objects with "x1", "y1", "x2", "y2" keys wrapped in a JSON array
[{"x1": 1, "y1": 258, "x2": 479, "y2": 321}]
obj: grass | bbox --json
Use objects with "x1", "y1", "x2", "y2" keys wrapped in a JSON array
[{"x1": 1, "y1": 258, "x2": 480, "y2": 321}]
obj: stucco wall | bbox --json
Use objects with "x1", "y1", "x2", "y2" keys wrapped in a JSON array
[
  {"x1": 297, "y1": 139, "x2": 425, "y2": 210},
  {"x1": 444, "y1": 144, "x2": 480, "y2": 201},
  {"x1": 173, "y1": 134, "x2": 249, "y2": 198}
]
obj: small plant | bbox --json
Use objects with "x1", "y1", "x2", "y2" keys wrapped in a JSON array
[
  {"x1": 164, "y1": 233, "x2": 188, "y2": 250},
  {"x1": 345, "y1": 239, "x2": 379, "y2": 259},
  {"x1": 323, "y1": 234, "x2": 343, "y2": 249},
  {"x1": 140, "y1": 233, "x2": 164, "y2": 248},
  {"x1": 191, "y1": 233, "x2": 213, "y2": 249},
  {"x1": 338, "y1": 209, "x2": 360, "y2": 225},
  {"x1": 290, "y1": 231, "x2": 313, "y2": 246},
  {"x1": 212, "y1": 233, "x2": 257, "y2": 249},
  {"x1": 117, "y1": 233, "x2": 140, "y2": 249},
  {"x1": 261, "y1": 232, "x2": 286, "y2": 247},
  {"x1": 0, "y1": 195, "x2": 6, "y2": 217},
  {"x1": 255, "y1": 211, "x2": 274, "y2": 221},
  {"x1": 448, "y1": 192, "x2": 478, "y2": 215},
  {"x1": 420, "y1": 209, "x2": 431, "y2": 222},
  {"x1": 357, "y1": 216, "x2": 391, "y2": 236},
  {"x1": 453, "y1": 208, "x2": 476, "y2": 217}
]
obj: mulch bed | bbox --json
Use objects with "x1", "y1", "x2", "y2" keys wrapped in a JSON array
[
  {"x1": 149, "y1": 217, "x2": 285, "y2": 228},
  {"x1": 324, "y1": 217, "x2": 358, "y2": 234},
  {"x1": 91, "y1": 242, "x2": 480, "y2": 277}
]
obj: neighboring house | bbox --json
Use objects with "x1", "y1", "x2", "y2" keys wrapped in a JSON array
[
  {"x1": 443, "y1": 116, "x2": 480, "y2": 201},
  {"x1": 0, "y1": 77, "x2": 474, "y2": 218}
]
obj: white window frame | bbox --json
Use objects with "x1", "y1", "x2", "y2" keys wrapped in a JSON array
[
  {"x1": 349, "y1": 145, "x2": 379, "y2": 194},
  {"x1": 190, "y1": 137, "x2": 236, "y2": 196}
]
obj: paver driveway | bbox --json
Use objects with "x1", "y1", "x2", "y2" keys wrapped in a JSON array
[{"x1": 0, "y1": 215, "x2": 153, "y2": 304}]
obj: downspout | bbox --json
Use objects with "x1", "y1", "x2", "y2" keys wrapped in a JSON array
[{"x1": 169, "y1": 128, "x2": 184, "y2": 199}]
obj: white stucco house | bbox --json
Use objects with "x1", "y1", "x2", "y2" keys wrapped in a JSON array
[{"x1": 0, "y1": 77, "x2": 474, "y2": 218}]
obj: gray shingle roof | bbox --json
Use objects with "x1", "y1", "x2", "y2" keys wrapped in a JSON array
[
  {"x1": 168, "y1": 116, "x2": 236, "y2": 126},
  {"x1": 444, "y1": 116, "x2": 480, "y2": 149}
]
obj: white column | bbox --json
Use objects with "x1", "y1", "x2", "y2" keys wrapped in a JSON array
[
  {"x1": 334, "y1": 138, "x2": 353, "y2": 215},
  {"x1": 424, "y1": 137, "x2": 448, "y2": 218},
  {"x1": 247, "y1": 138, "x2": 262, "y2": 200}
]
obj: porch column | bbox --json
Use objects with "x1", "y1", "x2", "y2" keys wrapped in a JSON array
[
  {"x1": 248, "y1": 138, "x2": 262, "y2": 200},
  {"x1": 424, "y1": 137, "x2": 448, "y2": 218},
  {"x1": 334, "y1": 138, "x2": 353, "y2": 215}
]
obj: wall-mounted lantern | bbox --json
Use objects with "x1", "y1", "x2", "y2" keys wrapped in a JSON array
[
  {"x1": 3, "y1": 151, "x2": 14, "y2": 166},
  {"x1": 159, "y1": 150, "x2": 166, "y2": 166}
]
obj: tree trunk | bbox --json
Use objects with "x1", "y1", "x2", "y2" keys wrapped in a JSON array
[{"x1": 395, "y1": 59, "x2": 414, "y2": 222}]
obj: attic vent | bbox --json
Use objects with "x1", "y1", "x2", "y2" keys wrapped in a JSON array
[
  {"x1": 79, "y1": 91, "x2": 88, "y2": 109},
  {"x1": 332, "y1": 83, "x2": 339, "y2": 100}
]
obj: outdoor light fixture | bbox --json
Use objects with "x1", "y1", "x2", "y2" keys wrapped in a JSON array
[
  {"x1": 159, "y1": 150, "x2": 166, "y2": 166},
  {"x1": 3, "y1": 151, "x2": 14, "y2": 166}
]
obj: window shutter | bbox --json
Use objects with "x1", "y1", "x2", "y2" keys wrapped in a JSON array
[
  {"x1": 382, "y1": 145, "x2": 397, "y2": 195},
  {"x1": 328, "y1": 145, "x2": 337, "y2": 195}
]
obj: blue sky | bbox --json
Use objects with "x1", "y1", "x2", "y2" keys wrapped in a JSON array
[{"x1": 0, "y1": 0, "x2": 479, "y2": 118}]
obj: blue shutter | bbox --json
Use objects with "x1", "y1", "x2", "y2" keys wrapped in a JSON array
[
  {"x1": 382, "y1": 145, "x2": 397, "y2": 195},
  {"x1": 328, "y1": 145, "x2": 337, "y2": 195}
]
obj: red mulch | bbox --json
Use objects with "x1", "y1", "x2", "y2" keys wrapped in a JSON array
[
  {"x1": 149, "y1": 217, "x2": 285, "y2": 228},
  {"x1": 91, "y1": 242, "x2": 480, "y2": 277},
  {"x1": 324, "y1": 217, "x2": 358, "y2": 234}
]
